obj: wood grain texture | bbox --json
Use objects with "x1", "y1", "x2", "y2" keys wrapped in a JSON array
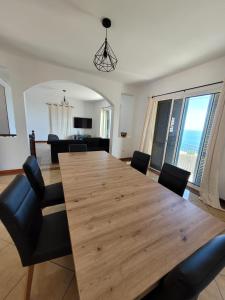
[{"x1": 59, "y1": 151, "x2": 225, "y2": 300}]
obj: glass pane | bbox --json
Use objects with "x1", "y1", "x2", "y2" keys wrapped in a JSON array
[
  {"x1": 164, "y1": 99, "x2": 183, "y2": 164},
  {"x1": 176, "y1": 94, "x2": 212, "y2": 183},
  {"x1": 150, "y1": 100, "x2": 172, "y2": 170},
  {"x1": 0, "y1": 84, "x2": 10, "y2": 135}
]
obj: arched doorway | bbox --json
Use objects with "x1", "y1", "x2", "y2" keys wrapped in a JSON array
[{"x1": 24, "y1": 80, "x2": 113, "y2": 165}]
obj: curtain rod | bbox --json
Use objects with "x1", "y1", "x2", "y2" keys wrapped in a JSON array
[
  {"x1": 152, "y1": 81, "x2": 224, "y2": 99},
  {"x1": 46, "y1": 103, "x2": 74, "y2": 108}
]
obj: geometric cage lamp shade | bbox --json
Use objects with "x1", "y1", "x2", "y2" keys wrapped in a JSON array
[{"x1": 93, "y1": 18, "x2": 118, "y2": 72}]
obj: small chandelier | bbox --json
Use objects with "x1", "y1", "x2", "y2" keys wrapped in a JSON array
[
  {"x1": 93, "y1": 18, "x2": 118, "y2": 72},
  {"x1": 61, "y1": 89, "x2": 69, "y2": 105}
]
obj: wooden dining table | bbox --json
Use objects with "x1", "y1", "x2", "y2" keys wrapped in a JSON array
[{"x1": 59, "y1": 151, "x2": 225, "y2": 300}]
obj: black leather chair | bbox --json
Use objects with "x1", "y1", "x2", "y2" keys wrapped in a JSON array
[
  {"x1": 0, "y1": 175, "x2": 71, "y2": 300},
  {"x1": 142, "y1": 234, "x2": 225, "y2": 300},
  {"x1": 23, "y1": 156, "x2": 64, "y2": 208},
  {"x1": 158, "y1": 163, "x2": 190, "y2": 196},
  {"x1": 48, "y1": 134, "x2": 59, "y2": 141},
  {"x1": 131, "y1": 151, "x2": 151, "y2": 175},
  {"x1": 69, "y1": 144, "x2": 87, "y2": 152}
]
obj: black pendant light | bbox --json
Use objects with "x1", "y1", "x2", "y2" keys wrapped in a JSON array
[
  {"x1": 93, "y1": 18, "x2": 118, "y2": 72},
  {"x1": 62, "y1": 89, "x2": 69, "y2": 105}
]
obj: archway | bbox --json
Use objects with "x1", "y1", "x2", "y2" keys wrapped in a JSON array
[{"x1": 24, "y1": 80, "x2": 113, "y2": 165}]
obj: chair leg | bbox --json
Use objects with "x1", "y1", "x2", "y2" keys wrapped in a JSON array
[{"x1": 24, "y1": 265, "x2": 34, "y2": 300}]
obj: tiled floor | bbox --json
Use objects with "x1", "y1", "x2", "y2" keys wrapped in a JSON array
[{"x1": 1, "y1": 160, "x2": 225, "y2": 299}]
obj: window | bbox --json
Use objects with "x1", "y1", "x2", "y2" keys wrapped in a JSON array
[
  {"x1": 0, "y1": 80, "x2": 16, "y2": 136},
  {"x1": 100, "y1": 107, "x2": 111, "y2": 138},
  {"x1": 0, "y1": 84, "x2": 10, "y2": 135},
  {"x1": 150, "y1": 92, "x2": 219, "y2": 186}
]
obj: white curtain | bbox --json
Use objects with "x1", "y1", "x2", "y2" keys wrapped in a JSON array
[
  {"x1": 200, "y1": 82, "x2": 225, "y2": 209},
  {"x1": 100, "y1": 108, "x2": 111, "y2": 138},
  {"x1": 48, "y1": 104, "x2": 73, "y2": 139},
  {"x1": 139, "y1": 97, "x2": 158, "y2": 154},
  {"x1": 100, "y1": 109, "x2": 105, "y2": 138}
]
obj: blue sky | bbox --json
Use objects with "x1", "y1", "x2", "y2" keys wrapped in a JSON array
[{"x1": 183, "y1": 95, "x2": 211, "y2": 131}]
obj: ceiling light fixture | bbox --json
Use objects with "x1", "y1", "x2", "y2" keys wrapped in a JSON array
[
  {"x1": 62, "y1": 89, "x2": 69, "y2": 105},
  {"x1": 93, "y1": 18, "x2": 118, "y2": 72}
]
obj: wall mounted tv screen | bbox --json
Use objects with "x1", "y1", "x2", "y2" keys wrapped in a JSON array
[{"x1": 74, "y1": 117, "x2": 92, "y2": 129}]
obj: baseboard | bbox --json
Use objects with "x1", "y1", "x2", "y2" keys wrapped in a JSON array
[
  {"x1": 0, "y1": 165, "x2": 59, "y2": 175},
  {"x1": 186, "y1": 185, "x2": 200, "y2": 196},
  {"x1": 0, "y1": 168, "x2": 23, "y2": 176},
  {"x1": 35, "y1": 141, "x2": 47, "y2": 143},
  {"x1": 40, "y1": 165, "x2": 60, "y2": 171},
  {"x1": 149, "y1": 167, "x2": 160, "y2": 176}
]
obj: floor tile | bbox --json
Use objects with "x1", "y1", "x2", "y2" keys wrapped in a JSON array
[
  {"x1": 0, "y1": 244, "x2": 26, "y2": 299},
  {"x1": 0, "y1": 221, "x2": 13, "y2": 244},
  {"x1": 5, "y1": 261, "x2": 74, "y2": 300},
  {"x1": 216, "y1": 274, "x2": 225, "y2": 299},
  {"x1": 51, "y1": 255, "x2": 75, "y2": 271},
  {"x1": 63, "y1": 276, "x2": 79, "y2": 300},
  {"x1": 219, "y1": 267, "x2": 225, "y2": 276},
  {"x1": 199, "y1": 280, "x2": 223, "y2": 300},
  {"x1": 0, "y1": 238, "x2": 9, "y2": 252},
  {"x1": 0, "y1": 174, "x2": 16, "y2": 192},
  {"x1": 43, "y1": 204, "x2": 65, "y2": 216}
]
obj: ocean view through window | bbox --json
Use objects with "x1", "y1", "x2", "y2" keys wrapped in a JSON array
[
  {"x1": 176, "y1": 95, "x2": 212, "y2": 182},
  {"x1": 150, "y1": 92, "x2": 219, "y2": 186}
]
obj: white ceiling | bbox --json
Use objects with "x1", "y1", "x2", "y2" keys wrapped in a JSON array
[
  {"x1": 1, "y1": 0, "x2": 225, "y2": 83},
  {"x1": 28, "y1": 81, "x2": 103, "y2": 101}
]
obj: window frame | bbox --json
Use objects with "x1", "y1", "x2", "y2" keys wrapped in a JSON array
[{"x1": 0, "y1": 78, "x2": 16, "y2": 137}]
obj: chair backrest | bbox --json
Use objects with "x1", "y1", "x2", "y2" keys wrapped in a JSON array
[
  {"x1": 48, "y1": 134, "x2": 59, "y2": 141},
  {"x1": 131, "y1": 151, "x2": 151, "y2": 175},
  {"x1": 23, "y1": 155, "x2": 45, "y2": 198},
  {"x1": 158, "y1": 163, "x2": 190, "y2": 196},
  {"x1": 144, "y1": 235, "x2": 225, "y2": 300},
  {"x1": 0, "y1": 175, "x2": 43, "y2": 266},
  {"x1": 69, "y1": 144, "x2": 87, "y2": 152}
]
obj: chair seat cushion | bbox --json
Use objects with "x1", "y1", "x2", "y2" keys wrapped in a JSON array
[
  {"x1": 42, "y1": 182, "x2": 64, "y2": 208},
  {"x1": 31, "y1": 211, "x2": 72, "y2": 265}
]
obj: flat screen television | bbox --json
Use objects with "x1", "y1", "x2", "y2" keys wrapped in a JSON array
[{"x1": 74, "y1": 117, "x2": 92, "y2": 129}]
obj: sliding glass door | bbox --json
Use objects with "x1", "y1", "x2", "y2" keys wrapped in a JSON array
[
  {"x1": 164, "y1": 99, "x2": 184, "y2": 165},
  {"x1": 150, "y1": 93, "x2": 219, "y2": 186},
  {"x1": 175, "y1": 95, "x2": 213, "y2": 182},
  {"x1": 150, "y1": 100, "x2": 172, "y2": 170}
]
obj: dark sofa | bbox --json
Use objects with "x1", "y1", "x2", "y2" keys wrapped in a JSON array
[{"x1": 47, "y1": 137, "x2": 110, "y2": 163}]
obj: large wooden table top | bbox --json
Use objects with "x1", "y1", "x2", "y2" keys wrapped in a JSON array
[{"x1": 59, "y1": 151, "x2": 225, "y2": 300}]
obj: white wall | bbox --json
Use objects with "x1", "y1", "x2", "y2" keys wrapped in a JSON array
[
  {"x1": 0, "y1": 48, "x2": 123, "y2": 170},
  {"x1": 119, "y1": 94, "x2": 135, "y2": 137},
  {"x1": 25, "y1": 86, "x2": 109, "y2": 140},
  {"x1": 117, "y1": 94, "x2": 135, "y2": 158},
  {"x1": 131, "y1": 55, "x2": 225, "y2": 198}
]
